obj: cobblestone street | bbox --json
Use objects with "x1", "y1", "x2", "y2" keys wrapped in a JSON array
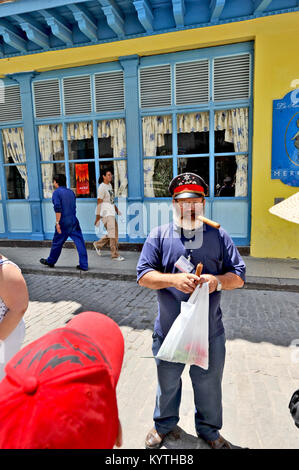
[{"x1": 22, "y1": 273, "x2": 299, "y2": 450}]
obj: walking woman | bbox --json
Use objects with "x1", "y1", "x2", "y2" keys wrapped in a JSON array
[{"x1": 0, "y1": 254, "x2": 28, "y2": 380}]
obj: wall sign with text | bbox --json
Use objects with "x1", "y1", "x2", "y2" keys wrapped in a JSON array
[{"x1": 272, "y1": 89, "x2": 299, "y2": 187}]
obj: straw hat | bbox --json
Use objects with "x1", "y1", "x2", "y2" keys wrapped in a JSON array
[{"x1": 269, "y1": 192, "x2": 299, "y2": 224}]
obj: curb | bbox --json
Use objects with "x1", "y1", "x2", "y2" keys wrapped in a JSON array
[
  {"x1": 0, "y1": 239, "x2": 251, "y2": 256},
  {"x1": 21, "y1": 267, "x2": 137, "y2": 282},
  {"x1": 21, "y1": 268, "x2": 299, "y2": 292},
  {"x1": 244, "y1": 281, "x2": 299, "y2": 293}
]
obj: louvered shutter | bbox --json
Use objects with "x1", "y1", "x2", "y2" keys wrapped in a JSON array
[
  {"x1": 0, "y1": 85, "x2": 22, "y2": 123},
  {"x1": 213, "y1": 54, "x2": 250, "y2": 101},
  {"x1": 175, "y1": 60, "x2": 209, "y2": 105},
  {"x1": 140, "y1": 65, "x2": 171, "y2": 108},
  {"x1": 63, "y1": 75, "x2": 92, "y2": 115},
  {"x1": 95, "y1": 71, "x2": 124, "y2": 112},
  {"x1": 95, "y1": 71, "x2": 125, "y2": 113},
  {"x1": 33, "y1": 79, "x2": 61, "y2": 119}
]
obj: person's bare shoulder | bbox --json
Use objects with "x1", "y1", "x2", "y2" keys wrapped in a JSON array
[{"x1": 0, "y1": 262, "x2": 28, "y2": 303}]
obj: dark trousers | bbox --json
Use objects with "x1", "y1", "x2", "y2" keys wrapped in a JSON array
[
  {"x1": 152, "y1": 332, "x2": 226, "y2": 441},
  {"x1": 47, "y1": 219, "x2": 88, "y2": 270}
]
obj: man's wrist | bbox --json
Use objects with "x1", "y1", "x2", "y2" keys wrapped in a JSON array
[
  {"x1": 214, "y1": 276, "x2": 222, "y2": 291},
  {"x1": 56, "y1": 221, "x2": 60, "y2": 225}
]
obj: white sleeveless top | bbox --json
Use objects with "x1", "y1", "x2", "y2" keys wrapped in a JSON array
[{"x1": 0, "y1": 259, "x2": 21, "y2": 323}]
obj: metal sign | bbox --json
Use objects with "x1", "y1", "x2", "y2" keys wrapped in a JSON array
[{"x1": 272, "y1": 89, "x2": 299, "y2": 187}]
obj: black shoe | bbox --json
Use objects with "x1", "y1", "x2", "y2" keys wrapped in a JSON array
[
  {"x1": 76, "y1": 265, "x2": 88, "y2": 272},
  {"x1": 40, "y1": 258, "x2": 54, "y2": 268}
]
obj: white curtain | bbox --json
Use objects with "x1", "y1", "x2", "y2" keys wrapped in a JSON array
[
  {"x1": 38, "y1": 124, "x2": 64, "y2": 198},
  {"x1": 2, "y1": 127, "x2": 29, "y2": 199},
  {"x1": 177, "y1": 112, "x2": 210, "y2": 133},
  {"x1": 98, "y1": 119, "x2": 127, "y2": 197},
  {"x1": 142, "y1": 115, "x2": 172, "y2": 197},
  {"x1": 67, "y1": 121, "x2": 93, "y2": 140},
  {"x1": 214, "y1": 108, "x2": 248, "y2": 197}
]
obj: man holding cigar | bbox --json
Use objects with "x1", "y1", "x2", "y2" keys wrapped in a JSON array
[{"x1": 137, "y1": 172, "x2": 246, "y2": 449}]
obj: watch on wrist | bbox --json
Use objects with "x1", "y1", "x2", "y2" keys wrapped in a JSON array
[
  {"x1": 56, "y1": 222, "x2": 60, "y2": 225},
  {"x1": 215, "y1": 276, "x2": 222, "y2": 291}
]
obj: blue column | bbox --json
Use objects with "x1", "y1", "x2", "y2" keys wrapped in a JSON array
[
  {"x1": 119, "y1": 55, "x2": 142, "y2": 202},
  {"x1": 9, "y1": 72, "x2": 44, "y2": 240}
]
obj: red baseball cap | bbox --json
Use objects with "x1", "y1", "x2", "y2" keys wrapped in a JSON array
[{"x1": 0, "y1": 311, "x2": 124, "y2": 449}]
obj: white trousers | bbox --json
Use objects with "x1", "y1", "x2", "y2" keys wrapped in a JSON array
[{"x1": 0, "y1": 319, "x2": 26, "y2": 381}]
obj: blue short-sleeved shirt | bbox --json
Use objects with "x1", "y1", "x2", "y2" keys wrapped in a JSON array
[
  {"x1": 136, "y1": 222, "x2": 246, "y2": 340},
  {"x1": 52, "y1": 186, "x2": 78, "y2": 230}
]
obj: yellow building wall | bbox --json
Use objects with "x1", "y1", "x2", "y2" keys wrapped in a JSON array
[
  {"x1": 251, "y1": 30, "x2": 299, "y2": 259},
  {"x1": 0, "y1": 12, "x2": 298, "y2": 258}
]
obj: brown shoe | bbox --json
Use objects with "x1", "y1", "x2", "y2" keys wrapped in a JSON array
[
  {"x1": 145, "y1": 428, "x2": 168, "y2": 449},
  {"x1": 207, "y1": 434, "x2": 234, "y2": 449}
]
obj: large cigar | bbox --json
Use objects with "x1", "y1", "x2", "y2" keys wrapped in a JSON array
[
  {"x1": 197, "y1": 215, "x2": 220, "y2": 229},
  {"x1": 195, "y1": 262, "x2": 203, "y2": 277}
]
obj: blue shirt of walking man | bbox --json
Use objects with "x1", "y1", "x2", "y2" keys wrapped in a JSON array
[{"x1": 40, "y1": 174, "x2": 88, "y2": 271}]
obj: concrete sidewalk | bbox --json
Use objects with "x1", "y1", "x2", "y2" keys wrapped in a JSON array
[{"x1": 0, "y1": 242, "x2": 298, "y2": 292}]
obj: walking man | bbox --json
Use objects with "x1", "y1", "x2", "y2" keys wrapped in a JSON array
[
  {"x1": 40, "y1": 174, "x2": 88, "y2": 271},
  {"x1": 137, "y1": 172, "x2": 246, "y2": 449},
  {"x1": 93, "y1": 169, "x2": 124, "y2": 261}
]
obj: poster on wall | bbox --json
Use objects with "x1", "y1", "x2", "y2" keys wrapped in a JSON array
[
  {"x1": 75, "y1": 163, "x2": 90, "y2": 195},
  {"x1": 272, "y1": 89, "x2": 299, "y2": 187}
]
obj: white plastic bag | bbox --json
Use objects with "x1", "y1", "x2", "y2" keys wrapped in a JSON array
[
  {"x1": 156, "y1": 282, "x2": 209, "y2": 369},
  {"x1": 94, "y1": 220, "x2": 107, "y2": 239}
]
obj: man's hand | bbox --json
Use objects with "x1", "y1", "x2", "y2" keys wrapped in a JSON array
[
  {"x1": 171, "y1": 273, "x2": 200, "y2": 294},
  {"x1": 198, "y1": 274, "x2": 218, "y2": 293},
  {"x1": 56, "y1": 223, "x2": 62, "y2": 235}
]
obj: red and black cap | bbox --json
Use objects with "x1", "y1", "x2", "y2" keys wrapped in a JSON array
[
  {"x1": 0, "y1": 311, "x2": 124, "y2": 449},
  {"x1": 169, "y1": 172, "x2": 208, "y2": 199}
]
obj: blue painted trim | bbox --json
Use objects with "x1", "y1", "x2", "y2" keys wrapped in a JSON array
[
  {"x1": 0, "y1": 4, "x2": 297, "y2": 59},
  {"x1": 139, "y1": 101, "x2": 251, "y2": 115},
  {"x1": 120, "y1": 55, "x2": 143, "y2": 202},
  {"x1": 0, "y1": 0, "x2": 91, "y2": 17},
  {"x1": 12, "y1": 14, "x2": 50, "y2": 50},
  {"x1": 140, "y1": 42, "x2": 253, "y2": 67},
  {"x1": 247, "y1": 55, "x2": 254, "y2": 247},
  {"x1": 171, "y1": 0, "x2": 185, "y2": 27},
  {"x1": 133, "y1": 0, "x2": 154, "y2": 33},
  {"x1": 0, "y1": 19, "x2": 27, "y2": 53},
  {"x1": 101, "y1": 3, "x2": 125, "y2": 37},
  {"x1": 209, "y1": 108, "x2": 215, "y2": 199},
  {"x1": 229, "y1": 237, "x2": 249, "y2": 247},
  {"x1": 32, "y1": 60, "x2": 123, "y2": 80},
  {"x1": 39, "y1": 9, "x2": 73, "y2": 46},
  {"x1": 34, "y1": 112, "x2": 126, "y2": 125},
  {"x1": 10, "y1": 72, "x2": 45, "y2": 238},
  {"x1": 0, "y1": 120, "x2": 24, "y2": 128},
  {"x1": 0, "y1": 232, "x2": 43, "y2": 240},
  {"x1": 210, "y1": 0, "x2": 226, "y2": 23},
  {"x1": 2, "y1": 162, "x2": 26, "y2": 167},
  {"x1": 0, "y1": 131, "x2": 9, "y2": 235},
  {"x1": 68, "y1": 4, "x2": 98, "y2": 42},
  {"x1": 254, "y1": 0, "x2": 273, "y2": 15}
]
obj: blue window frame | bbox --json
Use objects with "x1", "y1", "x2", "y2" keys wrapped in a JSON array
[
  {"x1": 139, "y1": 42, "x2": 253, "y2": 245},
  {"x1": 32, "y1": 63, "x2": 127, "y2": 202}
]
